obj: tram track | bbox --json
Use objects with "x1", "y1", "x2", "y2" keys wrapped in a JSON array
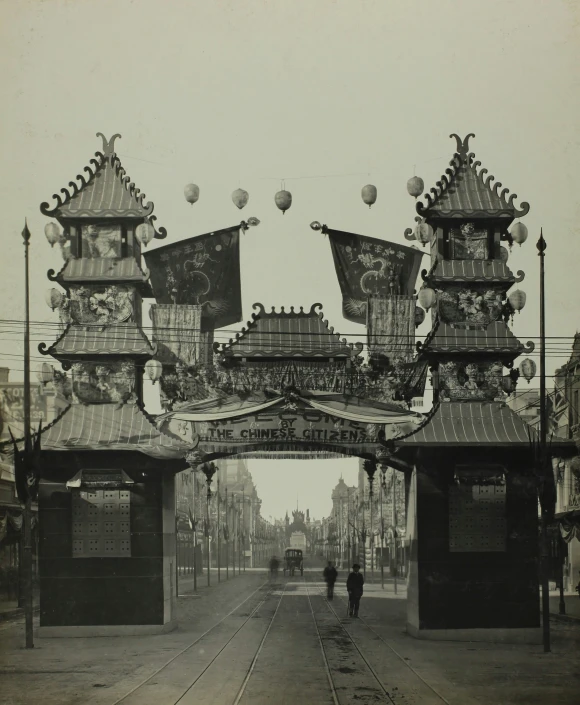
[
  {"x1": 309, "y1": 580, "x2": 451, "y2": 705},
  {"x1": 111, "y1": 579, "x2": 273, "y2": 705}
]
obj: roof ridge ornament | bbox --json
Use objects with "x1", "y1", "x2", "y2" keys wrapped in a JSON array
[
  {"x1": 97, "y1": 132, "x2": 121, "y2": 156},
  {"x1": 449, "y1": 133, "x2": 475, "y2": 158}
]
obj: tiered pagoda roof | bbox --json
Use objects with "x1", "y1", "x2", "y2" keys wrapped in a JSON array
[
  {"x1": 40, "y1": 132, "x2": 166, "y2": 232},
  {"x1": 428, "y1": 259, "x2": 523, "y2": 285},
  {"x1": 47, "y1": 256, "x2": 153, "y2": 295},
  {"x1": 416, "y1": 134, "x2": 529, "y2": 221},
  {"x1": 41, "y1": 403, "x2": 191, "y2": 459},
  {"x1": 421, "y1": 320, "x2": 532, "y2": 357},
  {"x1": 216, "y1": 303, "x2": 363, "y2": 359},
  {"x1": 40, "y1": 323, "x2": 156, "y2": 358}
]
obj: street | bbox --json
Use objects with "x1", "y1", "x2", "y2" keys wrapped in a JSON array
[{"x1": 1, "y1": 563, "x2": 579, "y2": 705}]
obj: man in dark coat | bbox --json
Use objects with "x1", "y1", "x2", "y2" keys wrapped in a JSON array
[
  {"x1": 323, "y1": 561, "x2": 338, "y2": 600},
  {"x1": 346, "y1": 563, "x2": 364, "y2": 617}
]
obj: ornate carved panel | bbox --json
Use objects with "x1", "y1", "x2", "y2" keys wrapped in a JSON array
[
  {"x1": 62, "y1": 285, "x2": 135, "y2": 325},
  {"x1": 71, "y1": 361, "x2": 137, "y2": 404},
  {"x1": 436, "y1": 286, "x2": 504, "y2": 326},
  {"x1": 438, "y1": 359, "x2": 506, "y2": 402},
  {"x1": 449, "y1": 223, "x2": 489, "y2": 260}
]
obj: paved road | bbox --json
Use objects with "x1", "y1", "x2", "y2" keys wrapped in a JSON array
[{"x1": 1, "y1": 568, "x2": 579, "y2": 705}]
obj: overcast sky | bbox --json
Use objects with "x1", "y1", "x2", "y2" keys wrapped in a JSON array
[{"x1": 1, "y1": 0, "x2": 579, "y2": 519}]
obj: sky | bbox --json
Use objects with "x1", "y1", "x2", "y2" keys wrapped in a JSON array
[{"x1": 0, "y1": 0, "x2": 579, "y2": 519}]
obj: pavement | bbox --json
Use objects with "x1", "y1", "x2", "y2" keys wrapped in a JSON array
[{"x1": 0, "y1": 569, "x2": 579, "y2": 704}]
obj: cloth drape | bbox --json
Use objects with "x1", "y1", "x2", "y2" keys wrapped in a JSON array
[
  {"x1": 149, "y1": 304, "x2": 202, "y2": 365},
  {"x1": 367, "y1": 295, "x2": 415, "y2": 363}
]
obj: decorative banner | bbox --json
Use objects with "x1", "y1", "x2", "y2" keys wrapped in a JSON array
[
  {"x1": 149, "y1": 304, "x2": 202, "y2": 366},
  {"x1": 327, "y1": 228, "x2": 424, "y2": 324},
  {"x1": 367, "y1": 295, "x2": 415, "y2": 363},
  {"x1": 144, "y1": 226, "x2": 242, "y2": 330}
]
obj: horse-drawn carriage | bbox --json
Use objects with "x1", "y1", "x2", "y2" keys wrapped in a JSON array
[{"x1": 283, "y1": 548, "x2": 304, "y2": 576}]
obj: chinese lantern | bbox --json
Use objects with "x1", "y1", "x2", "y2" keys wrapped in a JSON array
[
  {"x1": 145, "y1": 359, "x2": 163, "y2": 384},
  {"x1": 510, "y1": 222, "x2": 528, "y2": 246},
  {"x1": 361, "y1": 184, "x2": 377, "y2": 208},
  {"x1": 499, "y1": 246, "x2": 509, "y2": 262},
  {"x1": 518, "y1": 358, "x2": 536, "y2": 383},
  {"x1": 184, "y1": 183, "x2": 200, "y2": 205},
  {"x1": 231, "y1": 188, "x2": 249, "y2": 210},
  {"x1": 508, "y1": 289, "x2": 526, "y2": 313},
  {"x1": 415, "y1": 221, "x2": 434, "y2": 247},
  {"x1": 418, "y1": 287, "x2": 437, "y2": 311},
  {"x1": 407, "y1": 176, "x2": 424, "y2": 198},
  {"x1": 45, "y1": 288, "x2": 63, "y2": 311},
  {"x1": 415, "y1": 307, "x2": 425, "y2": 327},
  {"x1": 501, "y1": 375, "x2": 516, "y2": 394},
  {"x1": 275, "y1": 190, "x2": 292, "y2": 214},
  {"x1": 135, "y1": 221, "x2": 155, "y2": 248},
  {"x1": 36, "y1": 362, "x2": 54, "y2": 385},
  {"x1": 44, "y1": 222, "x2": 63, "y2": 247}
]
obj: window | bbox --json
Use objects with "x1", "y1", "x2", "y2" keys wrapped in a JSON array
[
  {"x1": 72, "y1": 489, "x2": 131, "y2": 558},
  {"x1": 449, "y1": 476, "x2": 506, "y2": 553}
]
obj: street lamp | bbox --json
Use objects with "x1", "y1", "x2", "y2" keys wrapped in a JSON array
[{"x1": 201, "y1": 462, "x2": 217, "y2": 587}]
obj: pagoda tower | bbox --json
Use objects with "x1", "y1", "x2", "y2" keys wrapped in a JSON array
[
  {"x1": 394, "y1": 133, "x2": 544, "y2": 643},
  {"x1": 37, "y1": 133, "x2": 190, "y2": 637}
]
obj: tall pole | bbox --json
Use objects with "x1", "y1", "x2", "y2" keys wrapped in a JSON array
[
  {"x1": 380, "y1": 468, "x2": 385, "y2": 590},
  {"x1": 225, "y1": 487, "x2": 229, "y2": 580},
  {"x1": 538, "y1": 229, "x2": 550, "y2": 653},
  {"x1": 217, "y1": 477, "x2": 221, "y2": 583},
  {"x1": 206, "y1": 483, "x2": 211, "y2": 587},
  {"x1": 242, "y1": 487, "x2": 246, "y2": 572},
  {"x1": 392, "y1": 470, "x2": 398, "y2": 596},
  {"x1": 369, "y1": 479, "x2": 374, "y2": 584},
  {"x1": 192, "y1": 473, "x2": 197, "y2": 593},
  {"x1": 22, "y1": 221, "x2": 34, "y2": 649}
]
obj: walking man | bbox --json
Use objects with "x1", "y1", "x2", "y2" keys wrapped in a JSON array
[
  {"x1": 323, "y1": 561, "x2": 338, "y2": 600},
  {"x1": 346, "y1": 563, "x2": 364, "y2": 617}
]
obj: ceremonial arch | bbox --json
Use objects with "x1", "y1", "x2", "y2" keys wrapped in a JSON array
[{"x1": 30, "y1": 131, "x2": 574, "y2": 642}]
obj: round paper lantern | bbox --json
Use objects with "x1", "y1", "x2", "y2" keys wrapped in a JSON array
[
  {"x1": 418, "y1": 287, "x2": 437, "y2": 311},
  {"x1": 184, "y1": 183, "x2": 200, "y2": 205},
  {"x1": 415, "y1": 221, "x2": 434, "y2": 247},
  {"x1": 44, "y1": 222, "x2": 62, "y2": 247},
  {"x1": 232, "y1": 188, "x2": 249, "y2": 210},
  {"x1": 508, "y1": 289, "x2": 526, "y2": 313},
  {"x1": 145, "y1": 359, "x2": 163, "y2": 384},
  {"x1": 518, "y1": 358, "x2": 536, "y2": 383},
  {"x1": 501, "y1": 375, "x2": 516, "y2": 394},
  {"x1": 511, "y1": 222, "x2": 528, "y2": 246},
  {"x1": 415, "y1": 307, "x2": 426, "y2": 327},
  {"x1": 499, "y1": 246, "x2": 509, "y2": 262},
  {"x1": 45, "y1": 288, "x2": 63, "y2": 311},
  {"x1": 361, "y1": 184, "x2": 377, "y2": 208},
  {"x1": 36, "y1": 362, "x2": 53, "y2": 385},
  {"x1": 407, "y1": 176, "x2": 424, "y2": 198},
  {"x1": 135, "y1": 221, "x2": 155, "y2": 248},
  {"x1": 275, "y1": 190, "x2": 292, "y2": 214}
]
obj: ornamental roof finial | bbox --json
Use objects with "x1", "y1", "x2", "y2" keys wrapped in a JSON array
[
  {"x1": 449, "y1": 133, "x2": 475, "y2": 157},
  {"x1": 96, "y1": 132, "x2": 122, "y2": 156}
]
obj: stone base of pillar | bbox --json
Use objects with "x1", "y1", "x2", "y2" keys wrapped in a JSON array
[{"x1": 406, "y1": 622, "x2": 542, "y2": 645}]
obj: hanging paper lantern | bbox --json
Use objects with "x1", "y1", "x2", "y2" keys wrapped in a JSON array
[
  {"x1": 184, "y1": 183, "x2": 200, "y2": 205},
  {"x1": 415, "y1": 221, "x2": 434, "y2": 247},
  {"x1": 246, "y1": 217, "x2": 260, "y2": 227},
  {"x1": 518, "y1": 358, "x2": 536, "y2": 383},
  {"x1": 501, "y1": 375, "x2": 516, "y2": 394},
  {"x1": 135, "y1": 222, "x2": 155, "y2": 248},
  {"x1": 44, "y1": 222, "x2": 63, "y2": 247},
  {"x1": 407, "y1": 176, "x2": 424, "y2": 198},
  {"x1": 511, "y1": 222, "x2": 528, "y2": 246},
  {"x1": 415, "y1": 307, "x2": 426, "y2": 327},
  {"x1": 361, "y1": 184, "x2": 377, "y2": 208},
  {"x1": 275, "y1": 190, "x2": 292, "y2": 214},
  {"x1": 499, "y1": 246, "x2": 509, "y2": 262},
  {"x1": 508, "y1": 289, "x2": 526, "y2": 313},
  {"x1": 45, "y1": 288, "x2": 63, "y2": 310},
  {"x1": 36, "y1": 362, "x2": 54, "y2": 385},
  {"x1": 232, "y1": 188, "x2": 249, "y2": 210},
  {"x1": 144, "y1": 359, "x2": 163, "y2": 384},
  {"x1": 418, "y1": 288, "x2": 437, "y2": 311}
]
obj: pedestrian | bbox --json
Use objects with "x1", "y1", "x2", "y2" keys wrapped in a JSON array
[
  {"x1": 269, "y1": 555, "x2": 279, "y2": 579},
  {"x1": 323, "y1": 561, "x2": 338, "y2": 600},
  {"x1": 346, "y1": 563, "x2": 364, "y2": 617}
]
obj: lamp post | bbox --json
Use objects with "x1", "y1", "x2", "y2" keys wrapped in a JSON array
[
  {"x1": 225, "y1": 486, "x2": 229, "y2": 580},
  {"x1": 241, "y1": 485, "x2": 246, "y2": 572},
  {"x1": 380, "y1": 467, "x2": 386, "y2": 590},
  {"x1": 201, "y1": 463, "x2": 217, "y2": 587},
  {"x1": 216, "y1": 476, "x2": 221, "y2": 583},
  {"x1": 20, "y1": 220, "x2": 34, "y2": 649},
  {"x1": 537, "y1": 229, "x2": 551, "y2": 653},
  {"x1": 392, "y1": 469, "x2": 398, "y2": 596}
]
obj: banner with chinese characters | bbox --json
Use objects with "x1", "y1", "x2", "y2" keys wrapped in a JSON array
[
  {"x1": 144, "y1": 226, "x2": 242, "y2": 330},
  {"x1": 327, "y1": 229, "x2": 424, "y2": 324}
]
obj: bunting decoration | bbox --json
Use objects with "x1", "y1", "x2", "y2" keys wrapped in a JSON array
[
  {"x1": 326, "y1": 228, "x2": 424, "y2": 324},
  {"x1": 144, "y1": 226, "x2": 242, "y2": 330}
]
